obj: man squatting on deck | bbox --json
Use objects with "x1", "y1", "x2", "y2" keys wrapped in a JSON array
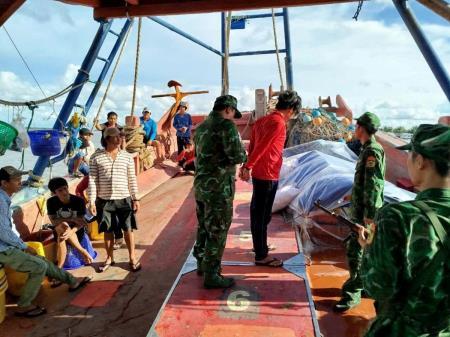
[
  {"x1": 193, "y1": 95, "x2": 247, "y2": 289},
  {"x1": 357, "y1": 124, "x2": 449, "y2": 337},
  {"x1": 0, "y1": 167, "x2": 91, "y2": 317},
  {"x1": 334, "y1": 111, "x2": 386, "y2": 312}
]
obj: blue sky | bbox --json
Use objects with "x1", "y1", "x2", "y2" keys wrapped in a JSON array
[{"x1": 0, "y1": 0, "x2": 449, "y2": 128}]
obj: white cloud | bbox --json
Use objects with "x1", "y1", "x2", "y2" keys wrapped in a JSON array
[{"x1": 1, "y1": 1, "x2": 449, "y2": 129}]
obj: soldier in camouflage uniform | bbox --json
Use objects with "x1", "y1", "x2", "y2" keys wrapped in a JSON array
[
  {"x1": 193, "y1": 95, "x2": 247, "y2": 289},
  {"x1": 358, "y1": 124, "x2": 450, "y2": 337},
  {"x1": 334, "y1": 111, "x2": 386, "y2": 312}
]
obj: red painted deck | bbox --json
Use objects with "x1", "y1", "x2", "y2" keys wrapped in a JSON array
[{"x1": 150, "y1": 179, "x2": 316, "y2": 337}]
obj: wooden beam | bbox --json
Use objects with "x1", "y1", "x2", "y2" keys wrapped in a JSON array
[
  {"x1": 0, "y1": 0, "x2": 25, "y2": 27},
  {"x1": 94, "y1": 0, "x2": 357, "y2": 19},
  {"x1": 58, "y1": 0, "x2": 101, "y2": 7},
  {"x1": 417, "y1": 0, "x2": 450, "y2": 22}
]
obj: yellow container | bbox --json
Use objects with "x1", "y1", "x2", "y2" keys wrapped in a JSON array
[
  {"x1": 5, "y1": 242, "x2": 46, "y2": 297},
  {"x1": 26, "y1": 242, "x2": 46, "y2": 258},
  {"x1": 0, "y1": 268, "x2": 8, "y2": 324},
  {"x1": 88, "y1": 220, "x2": 104, "y2": 241}
]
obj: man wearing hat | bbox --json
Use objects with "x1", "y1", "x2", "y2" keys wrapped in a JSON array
[
  {"x1": 358, "y1": 124, "x2": 449, "y2": 336},
  {"x1": 0, "y1": 166, "x2": 91, "y2": 317},
  {"x1": 173, "y1": 101, "x2": 193, "y2": 154},
  {"x1": 335, "y1": 111, "x2": 386, "y2": 312},
  {"x1": 140, "y1": 108, "x2": 164, "y2": 162},
  {"x1": 193, "y1": 95, "x2": 247, "y2": 288},
  {"x1": 68, "y1": 127, "x2": 96, "y2": 177}
]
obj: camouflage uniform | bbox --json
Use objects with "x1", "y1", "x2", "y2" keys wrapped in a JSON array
[
  {"x1": 338, "y1": 112, "x2": 386, "y2": 309},
  {"x1": 361, "y1": 125, "x2": 450, "y2": 337},
  {"x1": 193, "y1": 95, "x2": 247, "y2": 283}
]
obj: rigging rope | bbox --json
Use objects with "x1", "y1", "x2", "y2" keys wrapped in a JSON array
[
  {"x1": 271, "y1": 9, "x2": 285, "y2": 91},
  {"x1": 353, "y1": 0, "x2": 365, "y2": 20},
  {"x1": 2, "y1": 25, "x2": 53, "y2": 109},
  {"x1": 92, "y1": 19, "x2": 134, "y2": 131},
  {"x1": 0, "y1": 79, "x2": 89, "y2": 107},
  {"x1": 130, "y1": 17, "x2": 142, "y2": 117},
  {"x1": 221, "y1": 11, "x2": 232, "y2": 95}
]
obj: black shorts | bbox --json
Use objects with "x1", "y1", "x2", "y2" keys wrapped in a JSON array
[{"x1": 95, "y1": 197, "x2": 138, "y2": 233}]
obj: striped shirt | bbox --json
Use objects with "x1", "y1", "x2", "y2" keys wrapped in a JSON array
[{"x1": 88, "y1": 149, "x2": 138, "y2": 201}]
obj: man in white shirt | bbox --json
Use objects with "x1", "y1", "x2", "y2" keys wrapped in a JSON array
[{"x1": 88, "y1": 127, "x2": 141, "y2": 273}]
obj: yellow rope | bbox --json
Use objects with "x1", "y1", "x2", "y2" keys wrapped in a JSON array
[
  {"x1": 222, "y1": 11, "x2": 232, "y2": 95},
  {"x1": 130, "y1": 17, "x2": 142, "y2": 117},
  {"x1": 272, "y1": 8, "x2": 285, "y2": 91}
]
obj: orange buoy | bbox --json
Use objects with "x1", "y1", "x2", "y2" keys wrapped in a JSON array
[
  {"x1": 342, "y1": 117, "x2": 350, "y2": 127},
  {"x1": 312, "y1": 117, "x2": 323, "y2": 126}
]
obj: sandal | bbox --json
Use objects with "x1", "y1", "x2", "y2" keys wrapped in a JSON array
[
  {"x1": 98, "y1": 261, "x2": 115, "y2": 273},
  {"x1": 69, "y1": 276, "x2": 92, "y2": 292},
  {"x1": 50, "y1": 279, "x2": 63, "y2": 288},
  {"x1": 255, "y1": 257, "x2": 283, "y2": 268},
  {"x1": 15, "y1": 305, "x2": 47, "y2": 318},
  {"x1": 129, "y1": 261, "x2": 141, "y2": 272}
]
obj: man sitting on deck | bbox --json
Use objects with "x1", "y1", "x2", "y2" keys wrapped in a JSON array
[
  {"x1": 140, "y1": 108, "x2": 164, "y2": 162},
  {"x1": 177, "y1": 141, "x2": 195, "y2": 172},
  {"x1": 358, "y1": 125, "x2": 450, "y2": 337},
  {"x1": 0, "y1": 166, "x2": 91, "y2": 318},
  {"x1": 47, "y1": 177, "x2": 95, "y2": 274}
]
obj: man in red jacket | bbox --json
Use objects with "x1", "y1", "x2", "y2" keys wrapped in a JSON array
[{"x1": 239, "y1": 90, "x2": 301, "y2": 267}]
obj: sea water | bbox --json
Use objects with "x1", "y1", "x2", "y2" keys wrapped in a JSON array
[{"x1": 2, "y1": 132, "x2": 102, "y2": 205}]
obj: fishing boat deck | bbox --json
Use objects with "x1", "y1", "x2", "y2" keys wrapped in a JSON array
[
  {"x1": 2, "y1": 172, "x2": 375, "y2": 337},
  {"x1": 1, "y1": 172, "x2": 198, "y2": 337}
]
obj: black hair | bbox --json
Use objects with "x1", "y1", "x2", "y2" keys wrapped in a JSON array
[
  {"x1": 101, "y1": 135, "x2": 107, "y2": 148},
  {"x1": 48, "y1": 177, "x2": 68, "y2": 193},
  {"x1": 412, "y1": 152, "x2": 449, "y2": 177},
  {"x1": 107, "y1": 111, "x2": 118, "y2": 118},
  {"x1": 276, "y1": 90, "x2": 302, "y2": 115},
  {"x1": 357, "y1": 123, "x2": 377, "y2": 136}
]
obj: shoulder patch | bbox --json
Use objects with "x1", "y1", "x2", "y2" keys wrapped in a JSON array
[{"x1": 366, "y1": 155, "x2": 376, "y2": 168}]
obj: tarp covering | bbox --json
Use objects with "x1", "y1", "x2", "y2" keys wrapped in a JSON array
[{"x1": 274, "y1": 140, "x2": 416, "y2": 214}]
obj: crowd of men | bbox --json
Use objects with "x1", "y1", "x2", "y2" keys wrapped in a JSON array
[{"x1": 0, "y1": 91, "x2": 448, "y2": 336}]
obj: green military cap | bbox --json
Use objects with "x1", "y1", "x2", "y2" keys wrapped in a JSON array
[
  {"x1": 397, "y1": 124, "x2": 450, "y2": 163},
  {"x1": 213, "y1": 95, "x2": 242, "y2": 119},
  {"x1": 356, "y1": 112, "x2": 381, "y2": 134}
]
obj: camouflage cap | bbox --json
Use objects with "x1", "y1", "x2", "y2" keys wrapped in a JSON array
[
  {"x1": 397, "y1": 124, "x2": 450, "y2": 163},
  {"x1": 213, "y1": 95, "x2": 242, "y2": 119},
  {"x1": 0, "y1": 166, "x2": 29, "y2": 182},
  {"x1": 356, "y1": 112, "x2": 381, "y2": 134}
]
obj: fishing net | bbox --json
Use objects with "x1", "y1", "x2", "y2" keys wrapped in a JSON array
[{"x1": 287, "y1": 108, "x2": 353, "y2": 148}]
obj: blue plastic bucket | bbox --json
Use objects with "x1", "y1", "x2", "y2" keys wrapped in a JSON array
[
  {"x1": 63, "y1": 232, "x2": 97, "y2": 270},
  {"x1": 28, "y1": 130, "x2": 62, "y2": 156}
]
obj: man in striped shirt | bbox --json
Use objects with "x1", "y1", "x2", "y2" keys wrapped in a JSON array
[{"x1": 88, "y1": 127, "x2": 141, "y2": 272}]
